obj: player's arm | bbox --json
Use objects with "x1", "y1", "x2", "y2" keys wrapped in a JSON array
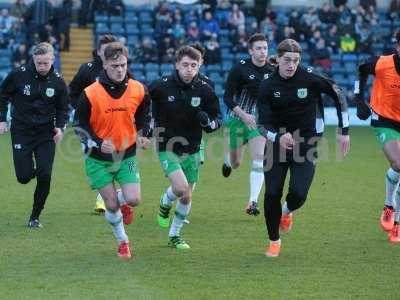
[
  {"x1": 198, "y1": 85, "x2": 221, "y2": 133},
  {"x1": 69, "y1": 64, "x2": 90, "y2": 109},
  {"x1": 0, "y1": 71, "x2": 16, "y2": 133},
  {"x1": 257, "y1": 79, "x2": 278, "y2": 141},
  {"x1": 223, "y1": 64, "x2": 242, "y2": 112},
  {"x1": 354, "y1": 56, "x2": 379, "y2": 120},
  {"x1": 135, "y1": 84, "x2": 152, "y2": 138},
  {"x1": 75, "y1": 91, "x2": 103, "y2": 150},
  {"x1": 55, "y1": 79, "x2": 70, "y2": 130},
  {"x1": 314, "y1": 73, "x2": 350, "y2": 155}
]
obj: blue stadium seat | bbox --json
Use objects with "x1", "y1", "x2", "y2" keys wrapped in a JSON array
[
  {"x1": 235, "y1": 53, "x2": 249, "y2": 60},
  {"x1": 139, "y1": 12, "x2": 153, "y2": 23},
  {"x1": 126, "y1": 25, "x2": 140, "y2": 35},
  {"x1": 344, "y1": 62, "x2": 357, "y2": 73},
  {"x1": 126, "y1": 35, "x2": 139, "y2": 46},
  {"x1": 146, "y1": 71, "x2": 159, "y2": 82},
  {"x1": 131, "y1": 63, "x2": 144, "y2": 71},
  {"x1": 208, "y1": 72, "x2": 223, "y2": 84},
  {"x1": 160, "y1": 63, "x2": 174, "y2": 73},
  {"x1": 145, "y1": 63, "x2": 159, "y2": 72},
  {"x1": 110, "y1": 23, "x2": 125, "y2": 35},
  {"x1": 206, "y1": 64, "x2": 221, "y2": 72},
  {"x1": 342, "y1": 53, "x2": 358, "y2": 62},
  {"x1": 221, "y1": 60, "x2": 233, "y2": 72},
  {"x1": 95, "y1": 23, "x2": 109, "y2": 34},
  {"x1": 109, "y1": 16, "x2": 124, "y2": 23},
  {"x1": 94, "y1": 15, "x2": 108, "y2": 23}
]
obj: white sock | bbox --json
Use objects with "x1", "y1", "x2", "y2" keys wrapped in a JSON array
[
  {"x1": 161, "y1": 186, "x2": 178, "y2": 207},
  {"x1": 169, "y1": 201, "x2": 191, "y2": 237},
  {"x1": 116, "y1": 189, "x2": 126, "y2": 205},
  {"x1": 224, "y1": 153, "x2": 231, "y2": 167},
  {"x1": 105, "y1": 210, "x2": 128, "y2": 243},
  {"x1": 282, "y1": 202, "x2": 291, "y2": 214},
  {"x1": 386, "y1": 168, "x2": 400, "y2": 207},
  {"x1": 249, "y1": 160, "x2": 264, "y2": 203},
  {"x1": 394, "y1": 189, "x2": 400, "y2": 222}
]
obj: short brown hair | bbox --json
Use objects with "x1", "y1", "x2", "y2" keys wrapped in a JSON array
[
  {"x1": 176, "y1": 45, "x2": 201, "y2": 62},
  {"x1": 276, "y1": 39, "x2": 302, "y2": 57},
  {"x1": 32, "y1": 42, "x2": 54, "y2": 56},
  {"x1": 248, "y1": 33, "x2": 267, "y2": 49},
  {"x1": 97, "y1": 34, "x2": 118, "y2": 50},
  {"x1": 190, "y1": 42, "x2": 205, "y2": 57},
  {"x1": 103, "y1": 42, "x2": 129, "y2": 61}
]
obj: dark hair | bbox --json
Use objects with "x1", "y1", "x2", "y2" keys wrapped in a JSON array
[
  {"x1": 396, "y1": 29, "x2": 400, "y2": 44},
  {"x1": 190, "y1": 42, "x2": 206, "y2": 57},
  {"x1": 103, "y1": 42, "x2": 129, "y2": 61},
  {"x1": 97, "y1": 34, "x2": 118, "y2": 50},
  {"x1": 248, "y1": 33, "x2": 267, "y2": 49},
  {"x1": 276, "y1": 39, "x2": 302, "y2": 57},
  {"x1": 176, "y1": 45, "x2": 201, "y2": 62}
]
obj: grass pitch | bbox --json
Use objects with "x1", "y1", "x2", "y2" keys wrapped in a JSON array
[{"x1": 0, "y1": 127, "x2": 399, "y2": 299}]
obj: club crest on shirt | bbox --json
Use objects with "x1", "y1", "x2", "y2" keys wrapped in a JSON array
[
  {"x1": 191, "y1": 96, "x2": 201, "y2": 107},
  {"x1": 46, "y1": 88, "x2": 55, "y2": 97},
  {"x1": 297, "y1": 88, "x2": 307, "y2": 99}
]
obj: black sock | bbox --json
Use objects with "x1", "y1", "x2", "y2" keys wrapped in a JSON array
[{"x1": 385, "y1": 205, "x2": 394, "y2": 210}]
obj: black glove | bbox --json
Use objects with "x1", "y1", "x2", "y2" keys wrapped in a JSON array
[
  {"x1": 355, "y1": 97, "x2": 371, "y2": 120},
  {"x1": 196, "y1": 111, "x2": 210, "y2": 127}
]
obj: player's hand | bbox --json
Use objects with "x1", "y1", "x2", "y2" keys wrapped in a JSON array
[
  {"x1": 356, "y1": 99, "x2": 371, "y2": 120},
  {"x1": 279, "y1": 132, "x2": 295, "y2": 150},
  {"x1": 196, "y1": 111, "x2": 210, "y2": 127},
  {"x1": 101, "y1": 139, "x2": 115, "y2": 154},
  {"x1": 336, "y1": 131, "x2": 350, "y2": 157},
  {"x1": 137, "y1": 136, "x2": 151, "y2": 149},
  {"x1": 241, "y1": 112, "x2": 256, "y2": 130},
  {"x1": 53, "y1": 127, "x2": 64, "y2": 143},
  {"x1": 0, "y1": 122, "x2": 8, "y2": 134}
]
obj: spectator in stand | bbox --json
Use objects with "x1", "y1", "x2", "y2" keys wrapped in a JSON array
[
  {"x1": 260, "y1": 16, "x2": 277, "y2": 42},
  {"x1": 134, "y1": 37, "x2": 158, "y2": 64},
  {"x1": 318, "y1": 2, "x2": 337, "y2": 25},
  {"x1": 10, "y1": 0, "x2": 27, "y2": 22},
  {"x1": 288, "y1": 10, "x2": 303, "y2": 40},
  {"x1": 228, "y1": 3, "x2": 245, "y2": 30},
  {"x1": 159, "y1": 34, "x2": 175, "y2": 61},
  {"x1": 360, "y1": 0, "x2": 376, "y2": 10},
  {"x1": 276, "y1": 26, "x2": 295, "y2": 43},
  {"x1": 214, "y1": 0, "x2": 230, "y2": 28},
  {"x1": 333, "y1": 0, "x2": 348, "y2": 7},
  {"x1": 93, "y1": 0, "x2": 108, "y2": 15},
  {"x1": 184, "y1": 9, "x2": 198, "y2": 27},
  {"x1": 0, "y1": 9, "x2": 16, "y2": 31},
  {"x1": 340, "y1": 33, "x2": 357, "y2": 52},
  {"x1": 311, "y1": 38, "x2": 332, "y2": 72},
  {"x1": 389, "y1": 0, "x2": 400, "y2": 21},
  {"x1": 24, "y1": 0, "x2": 53, "y2": 45},
  {"x1": 187, "y1": 21, "x2": 200, "y2": 42},
  {"x1": 109, "y1": 0, "x2": 125, "y2": 16},
  {"x1": 204, "y1": 34, "x2": 220, "y2": 64},
  {"x1": 325, "y1": 25, "x2": 340, "y2": 53},
  {"x1": 161, "y1": 47, "x2": 175, "y2": 64},
  {"x1": 301, "y1": 7, "x2": 321, "y2": 31},
  {"x1": 253, "y1": 0, "x2": 271, "y2": 24},
  {"x1": 357, "y1": 25, "x2": 373, "y2": 53},
  {"x1": 232, "y1": 24, "x2": 247, "y2": 53},
  {"x1": 11, "y1": 42, "x2": 29, "y2": 68},
  {"x1": 54, "y1": 0, "x2": 72, "y2": 51},
  {"x1": 199, "y1": 10, "x2": 220, "y2": 41}
]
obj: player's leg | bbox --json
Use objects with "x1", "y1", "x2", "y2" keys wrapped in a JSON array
[
  {"x1": 116, "y1": 156, "x2": 141, "y2": 225},
  {"x1": 222, "y1": 119, "x2": 245, "y2": 177},
  {"x1": 99, "y1": 183, "x2": 131, "y2": 258},
  {"x1": 281, "y1": 159, "x2": 316, "y2": 233},
  {"x1": 389, "y1": 188, "x2": 400, "y2": 243},
  {"x1": 375, "y1": 128, "x2": 400, "y2": 231},
  {"x1": 29, "y1": 136, "x2": 56, "y2": 228},
  {"x1": 10, "y1": 131, "x2": 38, "y2": 226},
  {"x1": 168, "y1": 152, "x2": 200, "y2": 249},
  {"x1": 246, "y1": 135, "x2": 266, "y2": 216},
  {"x1": 157, "y1": 152, "x2": 188, "y2": 228},
  {"x1": 264, "y1": 161, "x2": 289, "y2": 257},
  {"x1": 85, "y1": 157, "x2": 130, "y2": 258}
]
